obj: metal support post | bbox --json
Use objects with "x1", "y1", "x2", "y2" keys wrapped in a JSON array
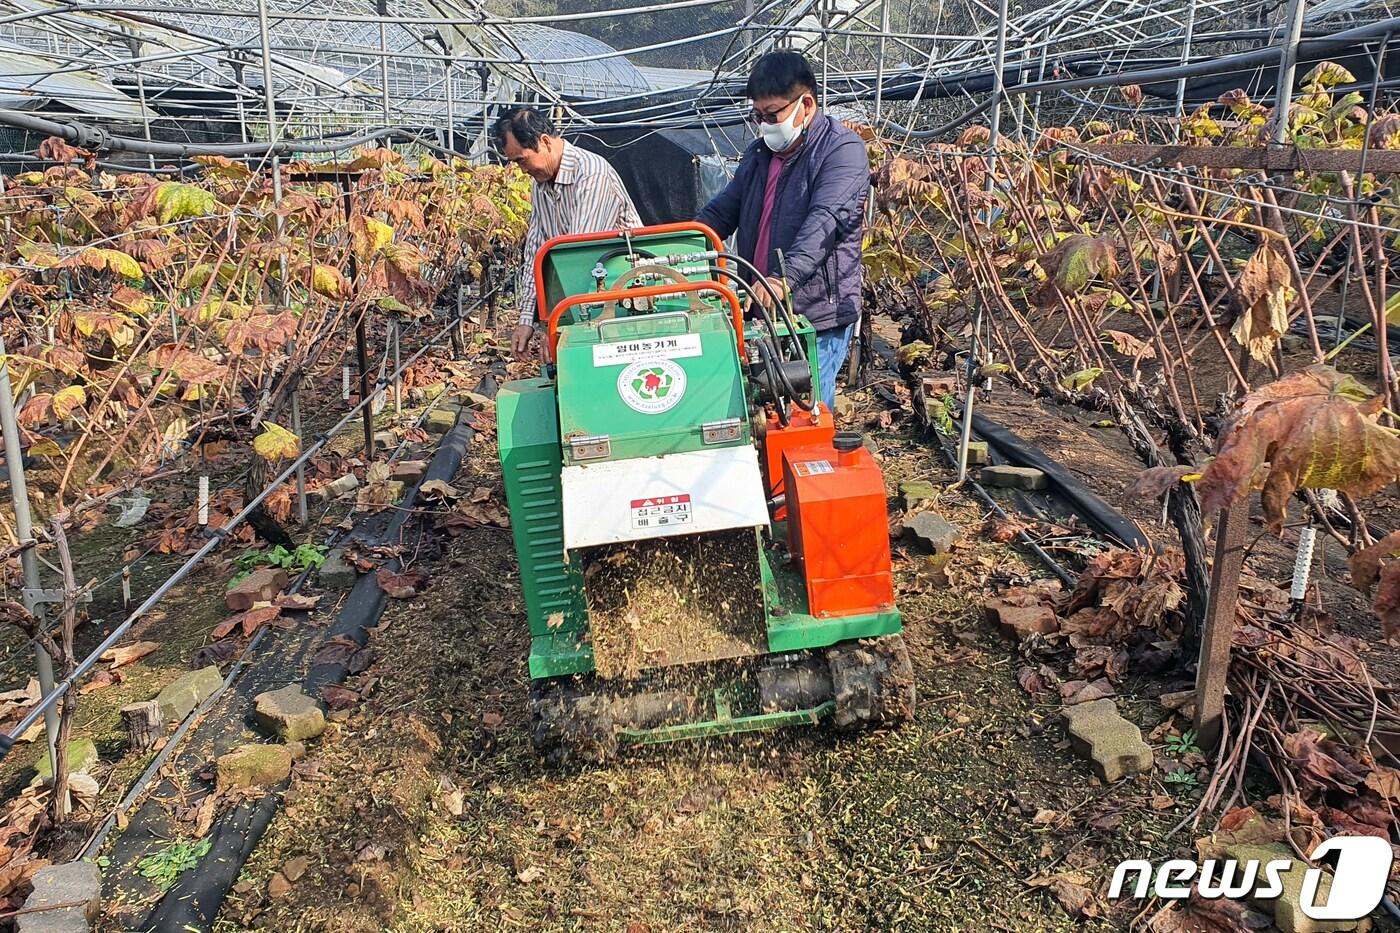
[
  {"x1": 872, "y1": 0, "x2": 888, "y2": 130},
  {"x1": 958, "y1": 0, "x2": 1008, "y2": 481},
  {"x1": 479, "y1": 67, "x2": 490, "y2": 161},
  {"x1": 1194, "y1": 498, "x2": 1250, "y2": 749},
  {"x1": 391, "y1": 319, "x2": 401, "y2": 414},
  {"x1": 356, "y1": 316, "x2": 374, "y2": 461},
  {"x1": 1271, "y1": 0, "x2": 1309, "y2": 147},
  {"x1": 443, "y1": 57, "x2": 455, "y2": 154},
  {"x1": 232, "y1": 60, "x2": 249, "y2": 145},
  {"x1": 290, "y1": 379, "x2": 307, "y2": 525},
  {"x1": 1031, "y1": 45, "x2": 1048, "y2": 130},
  {"x1": 255, "y1": 0, "x2": 286, "y2": 280},
  {"x1": 820, "y1": 0, "x2": 830, "y2": 109},
  {"x1": 377, "y1": 2, "x2": 392, "y2": 127},
  {"x1": 0, "y1": 335, "x2": 61, "y2": 793},
  {"x1": 985, "y1": 0, "x2": 1010, "y2": 170},
  {"x1": 956, "y1": 308, "x2": 984, "y2": 483},
  {"x1": 127, "y1": 32, "x2": 156, "y2": 170},
  {"x1": 1173, "y1": 0, "x2": 1199, "y2": 141}
]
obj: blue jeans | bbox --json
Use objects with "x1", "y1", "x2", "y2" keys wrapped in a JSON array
[{"x1": 815, "y1": 322, "x2": 855, "y2": 415}]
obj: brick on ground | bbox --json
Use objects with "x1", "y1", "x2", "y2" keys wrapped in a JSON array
[
  {"x1": 253, "y1": 685, "x2": 326, "y2": 742},
  {"x1": 1223, "y1": 843, "x2": 1358, "y2": 933},
  {"x1": 217, "y1": 743, "x2": 293, "y2": 789},
  {"x1": 904, "y1": 511, "x2": 960, "y2": 555},
  {"x1": 226, "y1": 568, "x2": 289, "y2": 611},
  {"x1": 979, "y1": 464, "x2": 1048, "y2": 491},
  {"x1": 318, "y1": 547, "x2": 356, "y2": 588},
  {"x1": 985, "y1": 599, "x2": 1058, "y2": 639},
  {"x1": 33, "y1": 737, "x2": 97, "y2": 781}
]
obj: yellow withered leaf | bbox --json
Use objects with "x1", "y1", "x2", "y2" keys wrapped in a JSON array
[{"x1": 253, "y1": 422, "x2": 300, "y2": 461}]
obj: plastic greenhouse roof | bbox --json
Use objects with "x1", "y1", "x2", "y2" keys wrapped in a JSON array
[{"x1": 0, "y1": 0, "x2": 651, "y2": 118}]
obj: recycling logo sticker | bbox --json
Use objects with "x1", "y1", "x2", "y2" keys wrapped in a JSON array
[{"x1": 617, "y1": 359, "x2": 687, "y2": 414}]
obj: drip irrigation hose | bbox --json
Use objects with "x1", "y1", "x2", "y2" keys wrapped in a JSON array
[
  {"x1": 53, "y1": 341, "x2": 485, "y2": 859},
  {"x1": 0, "y1": 284, "x2": 502, "y2": 759},
  {"x1": 138, "y1": 409, "x2": 476, "y2": 933},
  {"x1": 928, "y1": 425, "x2": 1075, "y2": 587}
]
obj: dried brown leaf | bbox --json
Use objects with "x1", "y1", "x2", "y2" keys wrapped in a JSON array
[
  {"x1": 1196, "y1": 365, "x2": 1400, "y2": 531},
  {"x1": 1125, "y1": 465, "x2": 1197, "y2": 501},
  {"x1": 1230, "y1": 246, "x2": 1293, "y2": 362}
]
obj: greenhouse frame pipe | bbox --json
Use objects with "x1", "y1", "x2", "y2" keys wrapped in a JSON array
[
  {"x1": 1173, "y1": 0, "x2": 1198, "y2": 141},
  {"x1": 6, "y1": 2, "x2": 1257, "y2": 73},
  {"x1": 9, "y1": 10, "x2": 1267, "y2": 120},
  {"x1": 1271, "y1": 0, "x2": 1308, "y2": 147},
  {"x1": 0, "y1": 109, "x2": 403, "y2": 157},
  {"x1": 443, "y1": 56, "x2": 454, "y2": 153},
  {"x1": 0, "y1": 333, "x2": 61, "y2": 795},
  {"x1": 872, "y1": 0, "x2": 888, "y2": 127},
  {"x1": 958, "y1": 0, "x2": 1010, "y2": 482},
  {"x1": 0, "y1": 287, "x2": 499, "y2": 760}
]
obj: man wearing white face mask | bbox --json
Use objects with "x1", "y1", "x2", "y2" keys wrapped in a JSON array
[{"x1": 696, "y1": 51, "x2": 870, "y2": 416}]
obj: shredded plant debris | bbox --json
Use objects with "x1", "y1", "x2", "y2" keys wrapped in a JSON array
[{"x1": 583, "y1": 530, "x2": 766, "y2": 679}]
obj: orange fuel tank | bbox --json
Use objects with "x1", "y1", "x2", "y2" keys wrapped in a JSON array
[
  {"x1": 782, "y1": 432, "x2": 895, "y2": 618},
  {"x1": 761, "y1": 403, "x2": 834, "y2": 522}
]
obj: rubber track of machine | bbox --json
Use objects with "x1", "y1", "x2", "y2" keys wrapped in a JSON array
[
  {"x1": 828, "y1": 635, "x2": 917, "y2": 729},
  {"x1": 529, "y1": 681, "x2": 618, "y2": 766}
]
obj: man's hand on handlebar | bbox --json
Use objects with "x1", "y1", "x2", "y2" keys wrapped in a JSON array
[{"x1": 753, "y1": 275, "x2": 789, "y2": 310}]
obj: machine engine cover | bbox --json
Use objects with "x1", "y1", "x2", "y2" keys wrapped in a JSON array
[
  {"x1": 561, "y1": 446, "x2": 770, "y2": 549},
  {"x1": 783, "y1": 443, "x2": 895, "y2": 618}
]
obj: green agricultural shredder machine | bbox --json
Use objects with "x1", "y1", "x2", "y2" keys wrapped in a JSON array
[{"x1": 497, "y1": 222, "x2": 915, "y2": 763}]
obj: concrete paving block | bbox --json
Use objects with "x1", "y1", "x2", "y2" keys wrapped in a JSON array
[
  {"x1": 980, "y1": 464, "x2": 1048, "y2": 491},
  {"x1": 1062, "y1": 699, "x2": 1152, "y2": 782},
  {"x1": 904, "y1": 511, "x2": 960, "y2": 555},
  {"x1": 964, "y1": 441, "x2": 990, "y2": 466},
  {"x1": 425, "y1": 409, "x2": 458, "y2": 435},
  {"x1": 318, "y1": 547, "x2": 356, "y2": 588},
  {"x1": 899, "y1": 480, "x2": 938, "y2": 510},
  {"x1": 33, "y1": 737, "x2": 97, "y2": 781},
  {"x1": 155, "y1": 665, "x2": 223, "y2": 722},
  {"x1": 319, "y1": 474, "x2": 360, "y2": 500},
  {"x1": 217, "y1": 743, "x2": 293, "y2": 789},
  {"x1": 1223, "y1": 843, "x2": 1358, "y2": 933},
  {"x1": 18, "y1": 861, "x2": 100, "y2": 933},
  {"x1": 253, "y1": 685, "x2": 326, "y2": 742}
]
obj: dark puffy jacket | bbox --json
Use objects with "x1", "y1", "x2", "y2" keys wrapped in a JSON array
[{"x1": 696, "y1": 111, "x2": 868, "y2": 332}]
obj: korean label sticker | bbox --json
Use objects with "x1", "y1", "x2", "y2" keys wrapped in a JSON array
[
  {"x1": 792, "y1": 460, "x2": 835, "y2": 477},
  {"x1": 629, "y1": 494, "x2": 693, "y2": 530},
  {"x1": 592, "y1": 333, "x2": 702, "y2": 366}
]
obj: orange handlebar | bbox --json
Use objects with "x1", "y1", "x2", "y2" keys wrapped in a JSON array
[
  {"x1": 545, "y1": 281, "x2": 744, "y2": 364},
  {"x1": 531, "y1": 221, "x2": 727, "y2": 323}
]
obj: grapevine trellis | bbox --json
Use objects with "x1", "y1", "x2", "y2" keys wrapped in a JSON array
[
  {"x1": 862, "y1": 59, "x2": 1400, "y2": 835},
  {"x1": 0, "y1": 0, "x2": 1398, "y2": 920}
]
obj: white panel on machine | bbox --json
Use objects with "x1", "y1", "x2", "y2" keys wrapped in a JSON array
[{"x1": 561, "y1": 446, "x2": 770, "y2": 550}]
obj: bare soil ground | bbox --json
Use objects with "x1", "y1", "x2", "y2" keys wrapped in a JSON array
[{"x1": 212, "y1": 371, "x2": 1209, "y2": 933}]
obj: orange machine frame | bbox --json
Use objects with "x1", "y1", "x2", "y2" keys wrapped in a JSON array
[{"x1": 531, "y1": 221, "x2": 727, "y2": 324}]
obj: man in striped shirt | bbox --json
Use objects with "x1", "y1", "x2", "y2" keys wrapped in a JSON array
[{"x1": 493, "y1": 107, "x2": 641, "y2": 360}]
